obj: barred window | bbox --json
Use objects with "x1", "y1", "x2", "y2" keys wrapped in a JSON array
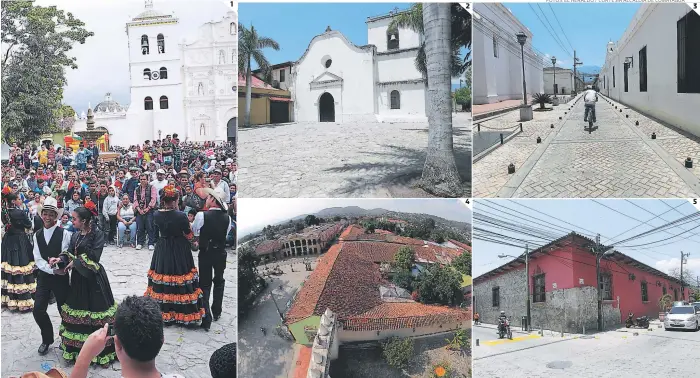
[
  {"x1": 492, "y1": 287, "x2": 500, "y2": 307},
  {"x1": 533, "y1": 274, "x2": 546, "y2": 303}
]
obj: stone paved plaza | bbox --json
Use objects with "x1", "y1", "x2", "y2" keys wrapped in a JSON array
[
  {"x1": 238, "y1": 114, "x2": 472, "y2": 198},
  {"x1": 473, "y1": 95, "x2": 700, "y2": 198},
  {"x1": 1, "y1": 246, "x2": 237, "y2": 378}
]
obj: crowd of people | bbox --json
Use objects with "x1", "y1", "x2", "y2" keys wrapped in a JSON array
[{"x1": 1, "y1": 135, "x2": 237, "y2": 374}]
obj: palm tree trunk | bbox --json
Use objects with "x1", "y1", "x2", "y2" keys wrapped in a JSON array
[
  {"x1": 245, "y1": 55, "x2": 253, "y2": 127},
  {"x1": 420, "y1": 3, "x2": 462, "y2": 197}
]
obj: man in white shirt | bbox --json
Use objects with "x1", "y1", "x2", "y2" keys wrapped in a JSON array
[
  {"x1": 583, "y1": 85, "x2": 598, "y2": 125},
  {"x1": 210, "y1": 169, "x2": 230, "y2": 204},
  {"x1": 150, "y1": 168, "x2": 168, "y2": 206},
  {"x1": 32, "y1": 197, "x2": 72, "y2": 356}
]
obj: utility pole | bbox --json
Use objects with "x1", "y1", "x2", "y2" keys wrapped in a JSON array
[
  {"x1": 525, "y1": 244, "x2": 531, "y2": 332},
  {"x1": 680, "y1": 251, "x2": 690, "y2": 300},
  {"x1": 573, "y1": 50, "x2": 583, "y2": 95},
  {"x1": 595, "y1": 234, "x2": 614, "y2": 331}
]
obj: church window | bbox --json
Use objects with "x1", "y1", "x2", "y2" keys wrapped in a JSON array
[
  {"x1": 677, "y1": 10, "x2": 699, "y2": 93},
  {"x1": 159, "y1": 96, "x2": 168, "y2": 109},
  {"x1": 390, "y1": 90, "x2": 400, "y2": 109},
  {"x1": 493, "y1": 35, "x2": 499, "y2": 58},
  {"x1": 159, "y1": 67, "x2": 168, "y2": 79},
  {"x1": 219, "y1": 50, "x2": 226, "y2": 64},
  {"x1": 141, "y1": 35, "x2": 149, "y2": 55},
  {"x1": 198, "y1": 82, "x2": 204, "y2": 95},
  {"x1": 144, "y1": 96, "x2": 153, "y2": 110},
  {"x1": 387, "y1": 30, "x2": 399, "y2": 50},
  {"x1": 279, "y1": 69, "x2": 285, "y2": 82},
  {"x1": 200, "y1": 123, "x2": 206, "y2": 136},
  {"x1": 143, "y1": 68, "x2": 151, "y2": 80},
  {"x1": 324, "y1": 59, "x2": 332, "y2": 69},
  {"x1": 230, "y1": 22, "x2": 236, "y2": 35},
  {"x1": 157, "y1": 33, "x2": 165, "y2": 54}
]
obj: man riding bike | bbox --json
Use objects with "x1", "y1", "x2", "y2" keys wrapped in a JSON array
[{"x1": 583, "y1": 85, "x2": 598, "y2": 127}]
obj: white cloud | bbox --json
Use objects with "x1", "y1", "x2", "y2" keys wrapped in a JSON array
[
  {"x1": 655, "y1": 258, "x2": 700, "y2": 278},
  {"x1": 36, "y1": 0, "x2": 231, "y2": 111}
]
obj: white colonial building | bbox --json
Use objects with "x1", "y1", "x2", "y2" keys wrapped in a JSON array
[
  {"x1": 72, "y1": 1, "x2": 237, "y2": 147},
  {"x1": 599, "y1": 3, "x2": 699, "y2": 135},
  {"x1": 472, "y1": 3, "x2": 544, "y2": 105},
  {"x1": 289, "y1": 10, "x2": 427, "y2": 123},
  {"x1": 543, "y1": 67, "x2": 574, "y2": 96}
]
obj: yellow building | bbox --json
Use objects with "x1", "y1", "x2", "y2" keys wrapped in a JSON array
[{"x1": 237, "y1": 74, "x2": 293, "y2": 126}]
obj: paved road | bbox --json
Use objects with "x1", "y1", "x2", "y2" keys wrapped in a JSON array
[
  {"x1": 238, "y1": 114, "x2": 471, "y2": 198},
  {"x1": 1, "y1": 246, "x2": 237, "y2": 378},
  {"x1": 472, "y1": 323, "x2": 699, "y2": 377},
  {"x1": 238, "y1": 258, "x2": 319, "y2": 378},
  {"x1": 473, "y1": 95, "x2": 700, "y2": 198}
]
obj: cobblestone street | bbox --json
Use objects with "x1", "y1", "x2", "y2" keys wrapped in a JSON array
[
  {"x1": 1, "y1": 246, "x2": 237, "y2": 378},
  {"x1": 238, "y1": 114, "x2": 471, "y2": 198},
  {"x1": 472, "y1": 322, "x2": 699, "y2": 377},
  {"x1": 473, "y1": 95, "x2": 700, "y2": 198}
]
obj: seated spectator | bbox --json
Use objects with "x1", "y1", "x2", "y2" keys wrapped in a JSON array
[
  {"x1": 69, "y1": 296, "x2": 184, "y2": 378},
  {"x1": 209, "y1": 343, "x2": 236, "y2": 378}
]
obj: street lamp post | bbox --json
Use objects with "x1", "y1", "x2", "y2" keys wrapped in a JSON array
[
  {"x1": 516, "y1": 32, "x2": 533, "y2": 121},
  {"x1": 594, "y1": 234, "x2": 615, "y2": 332},
  {"x1": 499, "y1": 245, "x2": 531, "y2": 332},
  {"x1": 551, "y1": 56, "x2": 557, "y2": 98}
]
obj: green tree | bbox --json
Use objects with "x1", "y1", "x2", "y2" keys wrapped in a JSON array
[
  {"x1": 238, "y1": 24, "x2": 280, "y2": 128},
  {"x1": 417, "y1": 264, "x2": 463, "y2": 306},
  {"x1": 454, "y1": 87, "x2": 471, "y2": 107},
  {"x1": 294, "y1": 222, "x2": 305, "y2": 232},
  {"x1": 333, "y1": 216, "x2": 341, "y2": 222},
  {"x1": 1, "y1": 1, "x2": 93, "y2": 144},
  {"x1": 238, "y1": 245, "x2": 268, "y2": 317},
  {"x1": 392, "y1": 269, "x2": 415, "y2": 291},
  {"x1": 382, "y1": 337, "x2": 414, "y2": 369},
  {"x1": 393, "y1": 246, "x2": 415, "y2": 272},
  {"x1": 305, "y1": 214, "x2": 320, "y2": 226},
  {"x1": 452, "y1": 252, "x2": 471, "y2": 276}
]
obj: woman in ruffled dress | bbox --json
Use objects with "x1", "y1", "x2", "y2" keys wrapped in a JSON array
[
  {"x1": 145, "y1": 185, "x2": 205, "y2": 326},
  {"x1": 1, "y1": 188, "x2": 36, "y2": 311},
  {"x1": 55, "y1": 202, "x2": 117, "y2": 366}
]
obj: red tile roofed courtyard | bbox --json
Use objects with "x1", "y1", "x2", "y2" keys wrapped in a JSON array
[{"x1": 285, "y1": 224, "x2": 470, "y2": 345}]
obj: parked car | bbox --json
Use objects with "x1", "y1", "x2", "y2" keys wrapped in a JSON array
[
  {"x1": 664, "y1": 305, "x2": 699, "y2": 331},
  {"x1": 672, "y1": 301, "x2": 689, "y2": 307},
  {"x1": 693, "y1": 302, "x2": 700, "y2": 311}
]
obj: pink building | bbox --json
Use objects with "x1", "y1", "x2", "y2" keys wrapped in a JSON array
[{"x1": 474, "y1": 233, "x2": 685, "y2": 333}]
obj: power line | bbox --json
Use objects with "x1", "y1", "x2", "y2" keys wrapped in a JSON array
[
  {"x1": 528, "y1": 4, "x2": 573, "y2": 60},
  {"x1": 508, "y1": 200, "x2": 602, "y2": 239},
  {"x1": 547, "y1": 4, "x2": 576, "y2": 53},
  {"x1": 536, "y1": 4, "x2": 574, "y2": 59},
  {"x1": 623, "y1": 200, "x2": 700, "y2": 245}
]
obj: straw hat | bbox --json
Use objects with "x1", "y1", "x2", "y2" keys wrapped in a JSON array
[{"x1": 203, "y1": 187, "x2": 228, "y2": 211}]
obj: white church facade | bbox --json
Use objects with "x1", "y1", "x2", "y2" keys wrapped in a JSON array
[
  {"x1": 288, "y1": 10, "x2": 428, "y2": 124},
  {"x1": 472, "y1": 3, "x2": 544, "y2": 105},
  {"x1": 72, "y1": 1, "x2": 237, "y2": 147}
]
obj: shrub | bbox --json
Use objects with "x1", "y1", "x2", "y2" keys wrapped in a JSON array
[
  {"x1": 382, "y1": 337, "x2": 414, "y2": 369},
  {"x1": 392, "y1": 269, "x2": 414, "y2": 291},
  {"x1": 531, "y1": 93, "x2": 552, "y2": 109},
  {"x1": 431, "y1": 361, "x2": 452, "y2": 377},
  {"x1": 393, "y1": 246, "x2": 415, "y2": 272}
]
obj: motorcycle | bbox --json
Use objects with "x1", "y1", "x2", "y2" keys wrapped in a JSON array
[
  {"x1": 625, "y1": 312, "x2": 650, "y2": 329},
  {"x1": 473, "y1": 313, "x2": 481, "y2": 325},
  {"x1": 497, "y1": 317, "x2": 513, "y2": 339}
]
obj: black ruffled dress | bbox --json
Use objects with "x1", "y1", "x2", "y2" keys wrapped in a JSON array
[
  {"x1": 1, "y1": 208, "x2": 36, "y2": 311},
  {"x1": 59, "y1": 228, "x2": 117, "y2": 366},
  {"x1": 145, "y1": 210, "x2": 205, "y2": 325}
]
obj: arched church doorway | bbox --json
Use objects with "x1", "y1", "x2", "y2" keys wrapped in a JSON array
[
  {"x1": 227, "y1": 117, "x2": 237, "y2": 144},
  {"x1": 319, "y1": 92, "x2": 335, "y2": 122}
]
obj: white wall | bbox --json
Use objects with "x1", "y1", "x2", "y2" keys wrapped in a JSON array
[
  {"x1": 473, "y1": 3, "x2": 544, "y2": 104},
  {"x1": 367, "y1": 16, "x2": 421, "y2": 53},
  {"x1": 543, "y1": 69, "x2": 574, "y2": 95},
  {"x1": 338, "y1": 321, "x2": 469, "y2": 343},
  {"x1": 293, "y1": 31, "x2": 376, "y2": 123},
  {"x1": 599, "y1": 4, "x2": 698, "y2": 135}
]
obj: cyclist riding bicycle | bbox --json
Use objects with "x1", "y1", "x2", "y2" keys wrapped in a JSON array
[{"x1": 583, "y1": 85, "x2": 598, "y2": 126}]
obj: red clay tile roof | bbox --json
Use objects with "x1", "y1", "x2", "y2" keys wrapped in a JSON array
[
  {"x1": 449, "y1": 239, "x2": 472, "y2": 252},
  {"x1": 285, "y1": 243, "x2": 343, "y2": 324},
  {"x1": 238, "y1": 74, "x2": 285, "y2": 90},
  {"x1": 344, "y1": 302, "x2": 471, "y2": 331},
  {"x1": 285, "y1": 225, "x2": 470, "y2": 330},
  {"x1": 255, "y1": 240, "x2": 283, "y2": 256}
]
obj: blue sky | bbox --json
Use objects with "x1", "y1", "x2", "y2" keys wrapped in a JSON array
[
  {"x1": 504, "y1": 3, "x2": 641, "y2": 69},
  {"x1": 239, "y1": 2, "x2": 469, "y2": 86},
  {"x1": 473, "y1": 199, "x2": 700, "y2": 281}
]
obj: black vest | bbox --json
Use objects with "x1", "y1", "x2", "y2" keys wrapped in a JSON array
[
  {"x1": 200, "y1": 209, "x2": 228, "y2": 250},
  {"x1": 36, "y1": 226, "x2": 65, "y2": 261},
  {"x1": 135, "y1": 183, "x2": 152, "y2": 209}
]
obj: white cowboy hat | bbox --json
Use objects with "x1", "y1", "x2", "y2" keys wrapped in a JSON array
[
  {"x1": 203, "y1": 187, "x2": 228, "y2": 211},
  {"x1": 42, "y1": 197, "x2": 60, "y2": 216}
]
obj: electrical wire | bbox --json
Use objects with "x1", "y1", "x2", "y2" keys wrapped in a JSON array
[{"x1": 547, "y1": 4, "x2": 576, "y2": 53}]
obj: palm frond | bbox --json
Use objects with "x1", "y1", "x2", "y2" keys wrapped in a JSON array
[{"x1": 388, "y1": 4, "x2": 423, "y2": 34}]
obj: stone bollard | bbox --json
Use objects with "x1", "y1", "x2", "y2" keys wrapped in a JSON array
[
  {"x1": 651, "y1": 132, "x2": 656, "y2": 140},
  {"x1": 476, "y1": 339, "x2": 480, "y2": 346},
  {"x1": 635, "y1": 121, "x2": 639, "y2": 126},
  {"x1": 685, "y1": 157, "x2": 693, "y2": 168},
  {"x1": 508, "y1": 163, "x2": 515, "y2": 174},
  {"x1": 537, "y1": 136, "x2": 541, "y2": 144},
  {"x1": 500, "y1": 133, "x2": 504, "y2": 145},
  {"x1": 551, "y1": 123, "x2": 554, "y2": 128}
]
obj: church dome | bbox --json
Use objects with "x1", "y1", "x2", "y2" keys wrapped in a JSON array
[
  {"x1": 94, "y1": 93, "x2": 127, "y2": 113},
  {"x1": 132, "y1": 0, "x2": 171, "y2": 21}
]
